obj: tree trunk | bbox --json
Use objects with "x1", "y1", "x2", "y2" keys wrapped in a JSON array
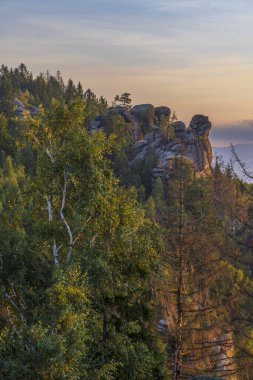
[{"x1": 174, "y1": 177, "x2": 184, "y2": 380}]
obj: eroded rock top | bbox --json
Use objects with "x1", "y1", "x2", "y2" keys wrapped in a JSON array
[{"x1": 89, "y1": 104, "x2": 212, "y2": 178}]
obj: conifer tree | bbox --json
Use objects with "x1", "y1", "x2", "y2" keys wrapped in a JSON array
[
  {"x1": 65, "y1": 78, "x2": 77, "y2": 103},
  {"x1": 114, "y1": 93, "x2": 132, "y2": 109},
  {"x1": 152, "y1": 159, "x2": 240, "y2": 379}
]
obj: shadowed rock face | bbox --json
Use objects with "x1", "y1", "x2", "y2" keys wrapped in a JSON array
[
  {"x1": 90, "y1": 104, "x2": 212, "y2": 178},
  {"x1": 14, "y1": 98, "x2": 39, "y2": 117}
]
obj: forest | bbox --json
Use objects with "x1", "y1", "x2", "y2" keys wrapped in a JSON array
[{"x1": 1, "y1": 64, "x2": 253, "y2": 380}]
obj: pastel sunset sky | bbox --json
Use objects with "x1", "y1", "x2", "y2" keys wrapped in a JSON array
[{"x1": 1, "y1": 0, "x2": 253, "y2": 146}]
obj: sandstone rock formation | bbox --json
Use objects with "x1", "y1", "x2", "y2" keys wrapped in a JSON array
[
  {"x1": 15, "y1": 98, "x2": 212, "y2": 179},
  {"x1": 89, "y1": 104, "x2": 212, "y2": 178},
  {"x1": 14, "y1": 98, "x2": 39, "y2": 117}
]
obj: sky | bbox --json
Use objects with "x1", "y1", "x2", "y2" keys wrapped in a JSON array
[{"x1": 1, "y1": 0, "x2": 253, "y2": 146}]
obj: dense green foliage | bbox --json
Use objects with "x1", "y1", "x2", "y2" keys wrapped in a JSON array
[
  {"x1": 0, "y1": 64, "x2": 107, "y2": 115},
  {"x1": 1, "y1": 65, "x2": 253, "y2": 380}
]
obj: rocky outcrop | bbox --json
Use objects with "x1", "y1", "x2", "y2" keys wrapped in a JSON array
[
  {"x1": 89, "y1": 103, "x2": 170, "y2": 141},
  {"x1": 14, "y1": 98, "x2": 39, "y2": 117},
  {"x1": 15, "y1": 98, "x2": 212, "y2": 178},
  {"x1": 132, "y1": 113, "x2": 212, "y2": 179},
  {"x1": 89, "y1": 104, "x2": 212, "y2": 178},
  {"x1": 14, "y1": 98, "x2": 26, "y2": 117}
]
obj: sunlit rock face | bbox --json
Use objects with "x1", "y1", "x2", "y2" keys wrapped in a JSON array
[
  {"x1": 89, "y1": 105, "x2": 213, "y2": 178},
  {"x1": 139, "y1": 113, "x2": 212, "y2": 179}
]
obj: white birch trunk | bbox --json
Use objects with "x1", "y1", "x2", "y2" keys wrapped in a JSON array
[{"x1": 60, "y1": 171, "x2": 73, "y2": 262}]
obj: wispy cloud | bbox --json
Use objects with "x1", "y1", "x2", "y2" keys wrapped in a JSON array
[
  {"x1": 1, "y1": 0, "x2": 253, "y2": 124},
  {"x1": 211, "y1": 121, "x2": 253, "y2": 146}
]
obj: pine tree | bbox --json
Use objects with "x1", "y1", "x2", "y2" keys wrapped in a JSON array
[
  {"x1": 77, "y1": 81, "x2": 84, "y2": 98},
  {"x1": 65, "y1": 78, "x2": 77, "y2": 103},
  {"x1": 114, "y1": 93, "x2": 132, "y2": 109},
  {"x1": 152, "y1": 159, "x2": 240, "y2": 379},
  {"x1": 0, "y1": 76, "x2": 14, "y2": 115}
]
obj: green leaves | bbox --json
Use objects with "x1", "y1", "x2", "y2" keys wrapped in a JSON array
[{"x1": 0, "y1": 96, "x2": 165, "y2": 379}]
